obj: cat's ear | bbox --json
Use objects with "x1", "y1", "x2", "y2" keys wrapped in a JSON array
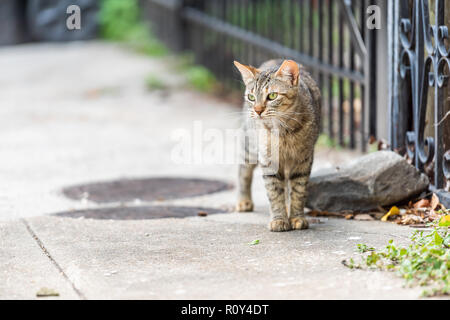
[
  {"x1": 234, "y1": 61, "x2": 259, "y2": 85},
  {"x1": 275, "y1": 60, "x2": 299, "y2": 86}
]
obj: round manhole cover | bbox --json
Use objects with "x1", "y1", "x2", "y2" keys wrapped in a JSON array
[
  {"x1": 62, "y1": 178, "x2": 233, "y2": 203},
  {"x1": 53, "y1": 206, "x2": 226, "y2": 220}
]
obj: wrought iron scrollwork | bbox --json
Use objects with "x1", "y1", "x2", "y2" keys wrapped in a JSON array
[
  {"x1": 444, "y1": 151, "x2": 450, "y2": 190},
  {"x1": 397, "y1": 0, "x2": 450, "y2": 191}
]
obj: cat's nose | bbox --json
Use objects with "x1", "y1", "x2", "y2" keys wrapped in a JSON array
[{"x1": 254, "y1": 106, "x2": 265, "y2": 116}]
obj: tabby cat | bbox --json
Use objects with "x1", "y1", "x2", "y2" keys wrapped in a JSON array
[{"x1": 234, "y1": 59, "x2": 321, "y2": 232}]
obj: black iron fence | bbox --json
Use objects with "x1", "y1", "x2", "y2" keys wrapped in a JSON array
[
  {"x1": 389, "y1": 0, "x2": 450, "y2": 205},
  {"x1": 143, "y1": 0, "x2": 378, "y2": 151}
]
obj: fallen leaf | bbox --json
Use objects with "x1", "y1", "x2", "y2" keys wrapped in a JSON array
[
  {"x1": 85, "y1": 88, "x2": 101, "y2": 99},
  {"x1": 400, "y1": 215, "x2": 424, "y2": 225},
  {"x1": 413, "y1": 199, "x2": 430, "y2": 209},
  {"x1": 354, "y1": 214, "x2": 375, "y2": 221},
  {"x1": 249, "y1": 240, "x2": 260, "y2": 246},
  {"x1": 439, "y1": 215, "x2": 450, "y2": 227},
  {"x1": 430, "y1": 193, "x2": 441, "y2": 211},
  {"x1": 197, "y1": 211, "x2": 208, "y2": 217},
  {"x1": 36, "y1": 287, "x2": 59, "y2": 297},
  {"x1": 381, "y1": 206, "x2": 400, "y2": 222}
]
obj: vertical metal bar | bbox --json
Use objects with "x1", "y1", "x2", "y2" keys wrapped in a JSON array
[
  {"x1": 290, "y1": 0, "x2": 297, "y2": 50},
  {"x1": 328, "y1": 0, "x2": 334, "y2": 139},
  {"x1": 360, "y1": 0, "x2": 367, "y2": 151},
  {"x1": 318, "y1": 0, "x2": 324, "y2": 132},
  {"x1": 243, "y1": 0, "x2": 250, "y2": 65},
  {"x1": 349, "y1": 0, "x2": 356, "y2": 149},
  {"x1": 220, "y1": 0, "x2": 227, "y2": 83},
  {"x1": 365, "y1": 0, "x2": 378, "y2": 151},
  {"x1": 309, "y1": 0, "x2": 314, "y2": 58},
  {"x1": 338, "y1": 2, "x2": 345, "y2": 146},
  {"x1": 388, "y1": 0, "x2": 395, "y2": 151},
  {"x1": 270, "y1": 0, "x2": 276, "y2": 41},
  {"x1": 300, "y1": 0, "x2": 305, "y2": 52},
  {"x1": 435, "y1": 0, "x2": 445, "y2": 188}
]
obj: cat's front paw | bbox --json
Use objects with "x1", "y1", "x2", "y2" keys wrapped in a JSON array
[
  {"x1": 290, "y1": 216, "x2": 309, "y2": 230},
  {"x1": 269, "y1": 219, "x2": 291, "y2": 232},
  {"x1": 236, "y1": 198, "x2": 254, "y2": 212}
]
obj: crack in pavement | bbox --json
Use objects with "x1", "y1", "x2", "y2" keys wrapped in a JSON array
[{"x1": 21, "y1": 219, "x2": 86, "y2": 300}]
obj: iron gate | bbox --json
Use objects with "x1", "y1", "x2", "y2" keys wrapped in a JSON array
[
  {"x1": 143, "y1": 0, "x2": 378, "y2": 151},
  {"x1": 389, "y1": 0, "x2": 450, "y2": 206}
]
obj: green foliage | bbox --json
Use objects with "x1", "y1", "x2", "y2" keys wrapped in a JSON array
[
  {"x1": 99, "y1": 0, "x2": 167, "y2": 57},
  {"x1": 184, "y1": 66, "x2": 216, "y2": 93},
  {"x1": 316, "y1": 134, "x2": 342, "y2": 150},
  {"x1": 145, "y1": 75, "x2": 167, "y2": 91},
  {"x1": 99, "y1": 1, "x2": 217, "y2": 93},
  {"x1": 344, "y1": 225, "x2": 450, "y2": 297},
  {"x1": 357, "y1": 244, "x2": 375, "y2": 254},
  {"x1": 99, "y1": 0, "x2": 140, "y2": 41},
  {"x1": 368, "y1": 142, "x2": 379, "y2": 154}
]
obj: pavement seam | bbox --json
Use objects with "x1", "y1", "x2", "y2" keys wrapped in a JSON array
[{"x1": 21, "y1": 219, "x2": 86, "y2": 300}]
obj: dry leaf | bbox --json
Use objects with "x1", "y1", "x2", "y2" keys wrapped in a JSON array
[
  {"x1": 413, "y1": 199, "x2": 430, "y2": 209},
  {"x1": 381, "y1": 206, "x2": 400, "y2": 222},
  {"x1": 430, "y1": 193, "x2": 440, "y2": 211},
  {"x1": 36, "y1": 287, "x2": 59, "y2": 297},
  {"x1": 354, "y1": 214, "x2": 375, "y2": 221},
  {"x1": 400, "y1": 215, "x2": 424, "y2": 225},
  {"x1": 197, "y1": 211, "x2": 208, "y2": 217}
]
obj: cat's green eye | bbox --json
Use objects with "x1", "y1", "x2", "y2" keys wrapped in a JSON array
[
  {"x1": 268, "y1": 92, "x2": 278, "y2": 100},
  {"x1": 247, "y1": 94, "x2": 256, "y2": 102}
]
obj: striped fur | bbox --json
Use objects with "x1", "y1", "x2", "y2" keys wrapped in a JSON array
[{"x1": 235, "y1": 59, "x2": 321, "y2": 232}]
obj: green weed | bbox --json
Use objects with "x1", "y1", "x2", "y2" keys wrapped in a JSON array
[{"x1": 344, "y1": 224, "x2": 450, "y2": 297}]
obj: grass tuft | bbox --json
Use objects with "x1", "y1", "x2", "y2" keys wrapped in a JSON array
[
  {"x1": 145, "y1": 75, "x2": 167, "y2": 91},
  {"x1": 343, "y1": 223, "x2": 450, "y2": 297}
]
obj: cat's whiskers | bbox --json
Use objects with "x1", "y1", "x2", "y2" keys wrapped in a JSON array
[
  {"x1": 262, "y1": 115, "x2": 293, "y2": 132},
  {"x1": 273, "y1": 113, "x2": 302, "y2": 126}
]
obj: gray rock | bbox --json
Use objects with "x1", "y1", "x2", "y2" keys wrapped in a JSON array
[{"x1": 306, "y1": 151, "x2": 429, "y2": 212}]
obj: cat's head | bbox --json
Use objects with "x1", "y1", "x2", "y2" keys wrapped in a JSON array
[{"x1": 234, "y1": 60, "x2": 300, "y2": 124}]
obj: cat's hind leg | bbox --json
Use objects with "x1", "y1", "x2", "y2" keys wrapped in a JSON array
[
  {"x1": 236, "y1": 163, "x2": 256, "y2": 212},
  {"x1": 263, "y1": 172, "x2": 291, "y2": 232},
  {"x1": 288, "y1": 170, "x2": 310, "y2": 230}
]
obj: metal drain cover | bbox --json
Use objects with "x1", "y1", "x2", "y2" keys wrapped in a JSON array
[
  {"x1": 53, "y1": 206, "x2": 225, "y2": 220},
  {"x1": 62, "y1": 178, "x2": 233, "y2": 203}
]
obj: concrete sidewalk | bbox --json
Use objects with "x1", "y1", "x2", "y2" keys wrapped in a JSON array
[{"x1": 0, "y1": 42, "x2": 423, "y2": 299}]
